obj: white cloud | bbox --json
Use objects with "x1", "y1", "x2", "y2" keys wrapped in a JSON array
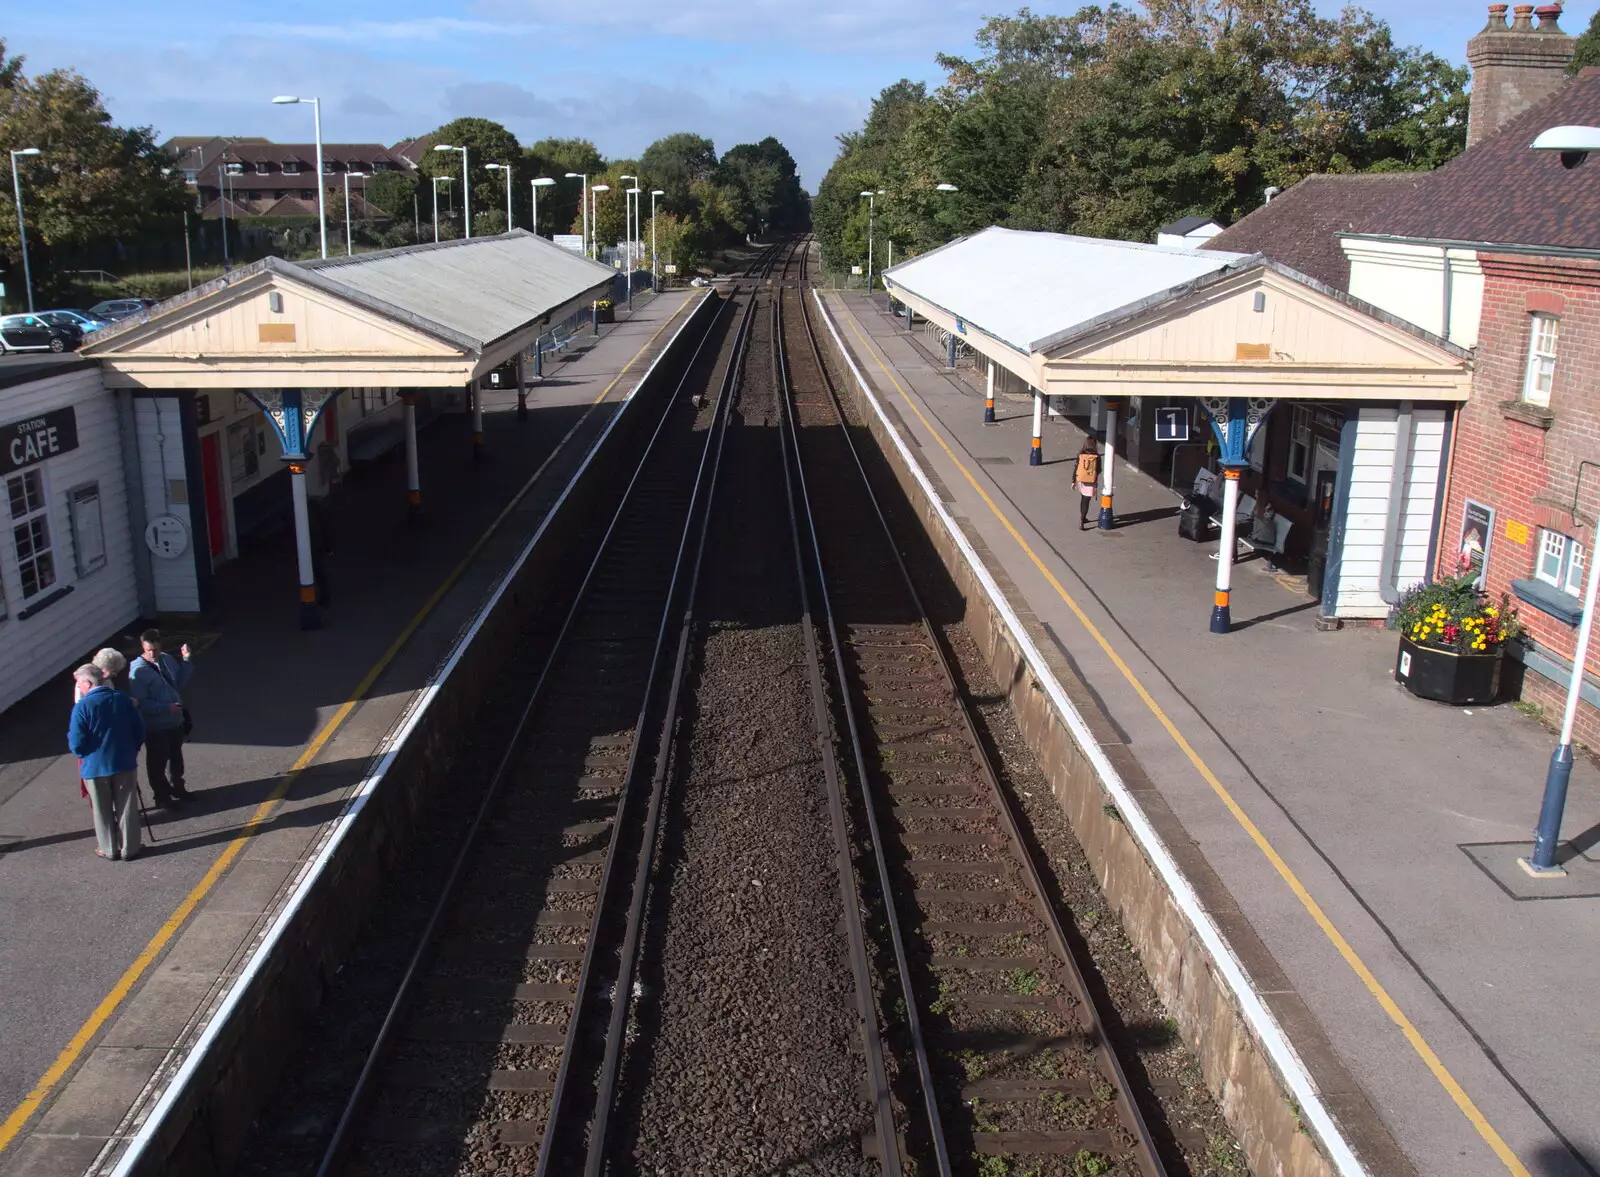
[{"x1": 227, "y1": 17, "x2": 541, "y2": 42}]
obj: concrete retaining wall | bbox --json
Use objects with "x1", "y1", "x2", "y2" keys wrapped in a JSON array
[
  {"x1": 127, "y1": 292, "x2": 720, "y2": 1177},
  {"x1": 812, "y1": 291, "x2": 1361, "y2": 1177}
]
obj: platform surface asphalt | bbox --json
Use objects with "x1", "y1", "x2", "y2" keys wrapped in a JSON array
[
  {"x1": 825, "y1": 290, "x2": 1600, "y2": 1177},
  {"x1": 0, "y1": 289, "x2": 696, "y2": 1177}
]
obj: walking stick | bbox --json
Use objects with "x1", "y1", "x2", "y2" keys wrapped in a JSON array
[{"x1": 135, "y1": 782, "x2": 159, "y2": 844}]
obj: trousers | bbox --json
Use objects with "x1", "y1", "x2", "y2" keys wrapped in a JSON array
[
  {"x1": 88, "y1": 771, "x2": 140, "y2": 860},
  {"x1": 145, "y1": 727, "x2": 187, "y2": 801}
]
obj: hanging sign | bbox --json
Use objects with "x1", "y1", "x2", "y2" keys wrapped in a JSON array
[
  {"x1": 0, "y1": 407, "x2": 79, "y2": 475},
  {"x1": 145, "y1": 514, "x2": 191, "y2": 559},
  {"x1": 1155, "y1": 406, "x2": 1188, "y2": 442}
]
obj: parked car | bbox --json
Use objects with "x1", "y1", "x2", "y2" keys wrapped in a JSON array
[
  {"x1": 88, "y1": 297, "x2": 157, "y2": 321},
  {"x1": 0, "y1": 314, "x2": 76, "y2": 353},
  {"x1": 41, "y1": 309, "x2": 111, "y2": 334}
]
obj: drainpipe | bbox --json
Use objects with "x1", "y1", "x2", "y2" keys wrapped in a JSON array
[
  {"x1": 1441, "y1": 247, "x2": 1453, "y2": 341},
  {"x1": 1378, "y1": 401, "x2": 1415, "y2": 605}
]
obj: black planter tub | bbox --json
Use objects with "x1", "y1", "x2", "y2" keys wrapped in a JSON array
[{"x1": 1395, "y1": 636, "x2": 1502, "y2": 705}]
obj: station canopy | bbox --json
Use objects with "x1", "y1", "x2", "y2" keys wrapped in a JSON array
[
  {"x1": 84, "y1": 231, "x2": 617, "y2": 389},
  {"x1": 882, "y1": 226, "x2": 1471, "y2": 403}
]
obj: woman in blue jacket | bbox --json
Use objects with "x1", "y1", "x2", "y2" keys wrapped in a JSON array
[{"x1": 68, "y1": 665, "x2": 146, "y2": 860}]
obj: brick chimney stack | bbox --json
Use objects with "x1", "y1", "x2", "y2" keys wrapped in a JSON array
[{"x1": 1467, "y1": 3, "x2": 1575, "y2": 148}]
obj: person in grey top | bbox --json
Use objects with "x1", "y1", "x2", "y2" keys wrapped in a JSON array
[{"x1": 128, "y1": 629, "x2": 194, "y2": 808}]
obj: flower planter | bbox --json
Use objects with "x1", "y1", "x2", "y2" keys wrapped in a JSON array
[{"x1": 1395, "y1": 636, "x2": 1502, "y2": 705}]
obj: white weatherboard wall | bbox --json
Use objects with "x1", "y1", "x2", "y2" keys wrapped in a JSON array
[
  {"x1": 1335, "y1": 405, "x2": 1447, "y2": 618},
  {"x1": 134, "y1": 397, "x2": 201, "y2": 613},
  {"x1": 0, "y1": 366, "x2": 141, "y2": 713}
]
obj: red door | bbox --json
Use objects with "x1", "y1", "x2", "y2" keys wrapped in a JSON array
[{"x1": 199, "y1": 433, "x2": 228, "y2": 560}]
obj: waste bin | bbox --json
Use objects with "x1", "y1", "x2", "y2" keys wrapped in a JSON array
[{"x1": 1178, "y1": 494, "x2": 1213, "y2": 542}]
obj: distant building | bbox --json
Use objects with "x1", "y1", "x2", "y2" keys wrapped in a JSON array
[
  {"x1": 1153, "y1": 215, "x2": 1222, "y2": 249},
  {"x1": 165, "y1": 136, "x2": 415, "y2": 222}
]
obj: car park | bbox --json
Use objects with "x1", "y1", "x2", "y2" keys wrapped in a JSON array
[
  {"x1": 40, "y1": 309, "x2": 111, "y2": 334},
  {"x1": 87, "y1": 297, "x2": 157, "y2": 321},
  {"x1": 0, "y1": 313, "x2": 77, "y2": 353}
]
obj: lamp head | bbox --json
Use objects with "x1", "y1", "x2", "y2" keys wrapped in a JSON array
[
  {"x1": 271, "y1": 95, "x2": 301, "y2": 105},
  {"x1": 651, "y1": 188, "x2": 664, "y2": 196},
  {"x1": 347, "y1": 172, "x2": 367, "y2": 178},
  {"x1": 620, "y1": 173, "x2": 637, "y2": 181},
  {"x1": 487, "y1": 162, "x2": 504, "y2": 170},
  {"x1": 936, "y1": 182, "x2": 958, "y2": 192},
  {"x1": 434, "y1": 143, "x2": 455, "y2": 152},
  {"x1": 592, "y1": 183, "x2": 610, "y2": 192},
  {"x1": 533, "y1": 177, "x2": 556, "y2": 187},
  {"x1": 859, "y1": 190, "x2": 874, "y2": 198},
  {"x1": 13, "y1": 147, "x2": 41, "y2": 157},
  {"x1": 1531, "y1": 125, "x2": 1600, "y2": 170},
  {"x1": 627, "y1": 187, "x2": 641, "y2": 194}
]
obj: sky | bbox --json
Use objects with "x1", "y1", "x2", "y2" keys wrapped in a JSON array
[{"x1": 6, "y1": 0, "x2": 1593, "y2": 192}]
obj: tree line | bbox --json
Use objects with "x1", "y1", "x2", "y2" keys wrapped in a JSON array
[
  {"x1": 814, "y1": 0, "x2": 1490, "y2": 275},
  {"x1": 0, "y1": 36, "x2": 810, "y2": 307}
]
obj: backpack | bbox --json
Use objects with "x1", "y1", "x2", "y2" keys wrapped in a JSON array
[{"x1": 1075, "y1": 452, "x2": 1098, "y2": 484}]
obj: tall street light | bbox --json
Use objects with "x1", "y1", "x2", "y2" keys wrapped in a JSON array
[
  {"x1": 1519, "y1": 122, "x2": 1600, "y2": 877},
  {"x1": 650, "y1": 189, "x2": 664, "y2": 287},
  {"x1": 343, "y1": 171, "x2": 367, "y2": 256},
  {"x1": 435, "y1": 144, "x2": 470, "y2": 238},
  {"x1": 590, "y1": 183, "x2": 610, "y2": 262},
  {"x1": 161, "y1": 167, "x2": 195, "y2": 289},
  {"x1": 531, "y1": 177, "x2": 555, "y2": 236},
  {"x1": 486, "y1": 162, "x2": 514, "y2": 231},
  {"x1": 272, "y1": 96, "x2": 327, "y2": 259},
  {"x1": 619, "y1": 174, "x2": 637, "y2": 271},
  {"x1": 565, "y1": 172, "x2": 589, "y2": 256},
  {"x1": 859, "y1": 188, "x2": 885, "y2": 291},
  {"x1": 431, "y1": 175, "x2": 452, "y2": 242},
  {"x1": 625, "y1": 188, "x2": 643, "y2": 307},
  {"x1": 9, "y1": 148, "x2": 40, "y2": 312}
]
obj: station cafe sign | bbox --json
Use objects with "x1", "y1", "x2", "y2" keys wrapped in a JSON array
[{"x1": 0, "y1": 407, "x2": 79, "y2": 475}]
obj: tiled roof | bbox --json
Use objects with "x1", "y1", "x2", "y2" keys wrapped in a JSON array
[
  {"x1": 1367, "y1": 69, "x2": 1600, "y2": 249},
  {"x1": 1159, "y1": 214, "x2": 1219, "y2": 236},
  {"x1": 1201, "y1": 173, "x2": 1428, "y2": 289}
]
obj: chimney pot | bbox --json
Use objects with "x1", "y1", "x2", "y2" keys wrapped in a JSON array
[
  {"x1": 1467, "y1": 0, "x2": 1574, "y2": 146},
  {"x1": 1485, "y1": 1, "x2": 1510, "y2": 29},
  {"x1": 1511, "y1": 4, "x2": 1536, "y2": 30},
  {"x1": 1535, "y1": 4, "x2": 1563, "y2": 29}
]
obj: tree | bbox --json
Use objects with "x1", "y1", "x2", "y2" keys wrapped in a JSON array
[
  {"x1": 530, "y1": 137, "x2": 604, "y2": 241},
  {"x1": 0, "y1": 38, "x2": 185, "y2": 304},
  {"x1": 1572, "y1": 8, "x2": 1600, "y2": 72},
  {"x1": 640, "y1": 132, "x2": 718, "y2": 213},
  {"x1": 365, "y1": 170, "x2": 417, "y2": 223},
  {"x1": 718, "y1": 137, "x2": 808, "y2": 235},
  {"x1": 416, "y1": 117, "x2": 523, "y2": 233}
]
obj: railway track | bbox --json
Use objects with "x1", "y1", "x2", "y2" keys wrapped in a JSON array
[
  {"x1": 245, "y1": 236, "x2": 1226, "y2": 1177},
  {"x1": 780, "y1": 242, "x2": 1168, "y2": 1176}
]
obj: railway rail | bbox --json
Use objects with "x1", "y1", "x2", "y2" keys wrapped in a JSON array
[
  {"x1": 780, "y1": 241, "x2": 1168, "y2": 1176},
  {"x1": 243, "y1": 236, "x2": 1228, "y2": 1177}
]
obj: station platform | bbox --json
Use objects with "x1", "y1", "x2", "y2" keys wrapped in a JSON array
[
  {"x1": 822, "y1": 290, "x2": 1600, "y2": 1177},
  {"x1": 0, "y1": 289, "x2": 699, "y2": 1177}
]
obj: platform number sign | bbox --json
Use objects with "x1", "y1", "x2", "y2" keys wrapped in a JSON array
[{"x1": 1154, "y1": 406, "x2": 1189, "y2": 443}]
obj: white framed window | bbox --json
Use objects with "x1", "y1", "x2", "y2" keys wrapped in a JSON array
[
  {"x1": 254, "y1": 161, "x2": 270, "y2": 175},
  {"x1": 1522, "y1": 313, "x2": 1558, "y2": 406},
  {"x1": 68, "y1": 483, "x2": 106, "y2": 576},
  {"x1": 1535, "y1": 529, "x2": 1586, "y2": 597},
  {"x1": 283, "y1": 160, "x2": 300, "y2": 175},
  {"x1": 182, "y1": 169, "x2": 198, "y2": 184},
  {"x1": 225, "y1": 161, "x2": 244, "y2": 176},
  {"x1": 1287, "y1": 405, "x2": 1312, "y2": 484},
  {"x1": 323, "y1": 161, "x2": 337, "y2": 174},
  {"x1": 7, "y1": 468, "x2": 55, "y2": 599}
]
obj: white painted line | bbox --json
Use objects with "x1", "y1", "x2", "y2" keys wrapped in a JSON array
[{"x1": 813, "y1": 288, "x2": 1367, "y2": 1177}]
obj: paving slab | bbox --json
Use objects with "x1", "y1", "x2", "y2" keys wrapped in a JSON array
[
  {"x1": 824, "y1": 290, "x2": 1600, "y2": 1177},
  {"x1": 0, "y1": 290, "x2": 700, "y2": 1175}
]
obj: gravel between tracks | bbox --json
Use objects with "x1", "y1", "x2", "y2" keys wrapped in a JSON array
[{"x1": 616, "y1": 295, "x2": 877, "y2": 1176}]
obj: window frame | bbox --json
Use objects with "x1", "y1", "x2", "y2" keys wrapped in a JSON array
[
  {"x1": 282, "y1": 160, "x2": 300, "y2": 175},
  {"x1": 6, "y1": 467, "x2": 56, "y2": 601},
  {"x1": 1522, "y1": 312, "x2": 1559, "y2": 407},
  {"x1": 1286, "y1": 405, "x2": 1312, "y2": 485},
  {"x1": 1535, "y1": 528, "x2": 1586, "y2": 598},
  {"x1": 254, "y1": 161, "x2": 271, "y2": 175}
]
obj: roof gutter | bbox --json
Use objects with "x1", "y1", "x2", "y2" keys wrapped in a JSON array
[{"x1": 1340, "y1": 232, "x2": 1600, "y2": 263}]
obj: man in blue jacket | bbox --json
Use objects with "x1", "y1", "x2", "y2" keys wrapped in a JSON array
[
  {"x1": 68, "y1": 664, "x2": 146, "y2": 860},
  {"x1": 128, "y1": 629, "x2": 194, "y2": 808}
]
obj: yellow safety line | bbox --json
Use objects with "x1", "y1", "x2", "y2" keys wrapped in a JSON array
[
  {"x1": 0, "y1": 293, "x2": 694, "y2": 1155},
  {"x1": 831, "y1": 294, "x2": 1532, "y2": 1177}
]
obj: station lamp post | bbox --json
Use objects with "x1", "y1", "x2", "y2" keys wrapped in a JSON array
[
  {"x1": 650, "y1": 189, "x2": 664, "y2": 286},
  {"x1": 486, "y1": 162, "x2": 515, "y2": 231},
  {"x1": 271, "y1": 96, "x2": 327, "y2": 259},
  {"x1": 565, "y1": 172, "x2": 589, "y2": 256},
  {"x1": 431, "y1": 176, "x2": 452, "y2": 242},
  {"x1": 160, "y1": 168, "x2": 196, "y2": 291},
  {"x1": 531, "y1": 177, "x2": 555, "y2": 235},
  {"x1": 435, "y1": 143, "x2": 470, "y2": 238},
  {"x1": 1519, "y1": 123, "x2": 1600, "y2": 877},
  {"x1": 9, "y1": 148, "x2": 41, "y2": 312},
  {"x1": 859, "y1": 188, "x2": 886, "y2": 291},
  {"x1": 625, "y1": 185, "x2": 642, "y2": 308},
  {"x1": 342, "y1": 171, "x2": 366, "y2": 256},
  {"x1": 590, "y1": 183, "x2": 610, "y2": 259}
]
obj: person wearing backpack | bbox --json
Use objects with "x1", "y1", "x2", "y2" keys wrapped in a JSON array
[
  {"x1": 128, "y1": 629, "x2": 194, "y2": 809},
  {"x1": 1074, "y1": 437, "x2": 1101, "y2": 530}
]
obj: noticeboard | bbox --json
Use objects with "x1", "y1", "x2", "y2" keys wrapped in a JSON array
[
  {"x1": 553, "y1": 234, "x2": 584, "y2": 255},
  {"x1": 1457, "y1": 499, "x2": 1494, "y2": 588},
  {"x1": 1154, "y1": 405, "x2": 1189, "y2": 443}
]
